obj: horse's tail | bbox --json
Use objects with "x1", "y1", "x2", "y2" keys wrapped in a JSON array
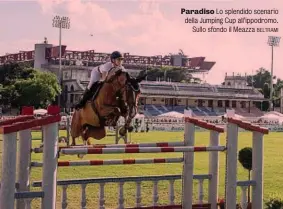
[{"x1": 70, "y1": 110, "x2": 82, "y2": 138}]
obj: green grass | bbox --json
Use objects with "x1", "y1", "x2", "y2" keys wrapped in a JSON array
[{"x1": 0, "y1": 130, "x2": 282, "y2": 208}]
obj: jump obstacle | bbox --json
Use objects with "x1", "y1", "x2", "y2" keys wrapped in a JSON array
[
  {"x1": 0, "y1": 105, "x2": 268, "y2": 209},
  {"x1": 31, "y1": 116, "x2": 128, "y2": 149}
]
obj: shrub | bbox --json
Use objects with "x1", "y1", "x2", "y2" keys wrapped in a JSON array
[{"x1": 265, "y1": 198, "x2": 283, "y2": 209}]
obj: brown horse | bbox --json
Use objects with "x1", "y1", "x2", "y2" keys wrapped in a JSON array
[{"x1": 70, "y1": 67, "x2": 145, "y2": 146}]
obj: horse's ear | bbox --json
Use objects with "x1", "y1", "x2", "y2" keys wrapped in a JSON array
[{"x1": 136, "y1": 73, "x2": 147, "y2": 83}]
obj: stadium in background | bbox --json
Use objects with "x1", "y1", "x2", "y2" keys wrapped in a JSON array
[{"x1": 1, "y1": 39, "x2": 282, "y2": 117}]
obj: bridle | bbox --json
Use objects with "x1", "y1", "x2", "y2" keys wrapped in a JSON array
[{"x1": 124, "y1": 79, "x2": 141, "y2": 118}]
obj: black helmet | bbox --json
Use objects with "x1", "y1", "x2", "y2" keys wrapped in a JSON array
[{"x1": 110, "y1": 51, "x2": 123, "y2": 60}]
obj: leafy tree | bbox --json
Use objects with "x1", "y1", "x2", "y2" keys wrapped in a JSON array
[
  {"x1": 0, "y1": 85, "x2": 18, "y2": 106},
  {"x1": 12, "y1": 71, "x2": 61, "y2": 108},
  {"x1": 0, "y1": 62, "x2": 61, "y2": 109},
  {"x1": 247, "y1": 67, "x2": 283, "y2": 111},
  {"x1": 0, "y1": 62, "x2": 36, "y2": 86},
  {"x1": 274, "y1": 78, "x2": 283, "y2": 107},
  {"x1": 139, "y1": 67, "x2": 201, "y2": 83},
  {"x1": 238, "y1": 147, "x2": 252, "y2": 203}
]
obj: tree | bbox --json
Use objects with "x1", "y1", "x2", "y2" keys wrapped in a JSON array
[
  {"x1": 13, "y1": 71, "x2": 61, "y2": 108},
  {"x1": 247, "y1": 68, "x2": 271, "y2": 90},
  {"x1": 139, "y1": 67, "x2": 201, "y2": 83},
  {"x1": 274, "y1": 78, "x2": 283, "y2": 107},
  {"x1": 0, "y1": 62, "x2": 35, "y2": 86},
  {"x1": 238, "y1": 147, "x2": 252, "y2": 203},
  {"x1": 0, "y1": 62, "x2": 61, "y2": 109},
  {"x1": 0, "y1": 85, "x2": 18, "y2": 106},
  {"x1": 247, "y1": 67, "x2": 283, "y2": 111}
]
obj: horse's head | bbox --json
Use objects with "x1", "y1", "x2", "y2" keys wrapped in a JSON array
[
  {"x1": 118, "y1": 72, "x2": 146, "y2": 133},
  {"x1": 123, "y1": 73, "x2": 146, "y2": 118},
  {"x1": 104, "y1": 68, "x2": 145, "y2": 111},
  {"x1": 103, "y1": 68, "x2": 146, "y2": 134},
  {"x1": 104, "y1": 67, "x2": 129, "y2": 90}
]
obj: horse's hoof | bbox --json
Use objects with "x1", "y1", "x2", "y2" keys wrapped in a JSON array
[
  {"x1": 128, "y1": 126, "x2": 134, "y2": 132},
  {"x1": 113, "y1": 107, "x2": 121, "y2": 115},
  {"x1": 119, "y1": 127, "x2": 127, "y2": 136},
  {"x1": 78, "y1": 154, "x2": 85, "y2": 159}
]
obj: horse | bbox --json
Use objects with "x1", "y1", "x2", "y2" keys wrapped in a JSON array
[{"x1": 70, "y1": 67, "x2": 146, "y2": 146}]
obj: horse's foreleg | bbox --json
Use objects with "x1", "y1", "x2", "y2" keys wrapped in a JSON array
[
  {"x1": 71, "y1": 137, "x2": 76, "y2": 146},
  {"x1": 120, "y1": 108, "x2": 135, "y2": 136},
  {"x1": 81, "y1": 126, "x2": 92, "y2": 145},
  {"x1": 82, "y1": 126, "x2": 89, "y2": 143},
  {"x1": 77, "y1": 126, "x2": 89, "y2": 159},
  {"x1": 119, "y1": 115, "x2": 129, "y2": 136}
]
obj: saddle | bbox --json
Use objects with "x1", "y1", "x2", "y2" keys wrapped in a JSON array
[{"x1": 90, "y1": 81, "x2": 103, "y2": 101}]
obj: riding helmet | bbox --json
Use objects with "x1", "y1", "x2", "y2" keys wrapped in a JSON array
[{"x1": 110, "y1": 51, "x2": 123, "y2": 60}]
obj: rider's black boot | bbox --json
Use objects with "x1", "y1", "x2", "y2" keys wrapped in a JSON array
[{"x1": 74, "y1": 88, "x2": 93, "y2": 110}]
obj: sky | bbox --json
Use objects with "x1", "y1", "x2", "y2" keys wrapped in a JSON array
[{"x1": 0, "y1": 0, "x2": 282, "y2": 84}]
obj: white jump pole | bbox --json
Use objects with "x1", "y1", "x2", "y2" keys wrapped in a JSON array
[
  {"x1": 41, "y1": 121, "x2": 59, "y2": 209},
  {"x1": 252, "y1": 131, "x2": 264, "y2": 208},
  {"x1": 16, "y1": 129, "x2": 32, "y2": 209},
  {"x1": 225, "y1": 122, "x2": 238, "y2": 209},
  {"x1": 66, "y1": 116, "x2": 70, "y2": 146},
  {"x1": 0, "y1": 132, "x2": 18, "y2": 209},
  {"x1": 225, "y1": 116, "x2": 267, "y2": 209},
  {"x1": 208, "y1": 130, "x2": 220, "y2": 209},
  {"x1": 182, "y1": 109, "x2": 223, "y2": 209},
  {"x1": 182, "y1": 113, "x2": 195, "y2": 209}
]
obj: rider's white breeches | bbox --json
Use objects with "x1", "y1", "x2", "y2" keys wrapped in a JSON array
[{"x1": 88, "y1": 68, "x2": 101, "y2": 89}]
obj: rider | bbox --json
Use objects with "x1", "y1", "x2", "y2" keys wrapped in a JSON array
[{"x1": 74, "y1": 50, "x2": 125, "y2": 110}]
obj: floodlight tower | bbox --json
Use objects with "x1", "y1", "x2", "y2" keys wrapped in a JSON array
[
  {"x1": 267, "y1": 36, "x2": 280, "y2": 111},
  {"x1": 52, "y1": 15, "x2": 71, "y2": 107}
]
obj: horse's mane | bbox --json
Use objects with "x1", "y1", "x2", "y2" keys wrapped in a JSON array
[
  {"x1": 105, "y1": 67, "x2": 126, "y2": 81},
  {"x1": 104, "y1": 67, "x2": 143, "y2": 93}
]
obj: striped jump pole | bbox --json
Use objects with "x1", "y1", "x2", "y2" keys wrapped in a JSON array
[
  {"x1": 60, "y1": 146, "x2": 226, "y2": 155},
  {"x1": 66, "y1": 141, "x2": 185, "y2": 148},
  {"x1": 31, "y1": 157, "x2": 184, "y2": 167},
  {"x1": 33, "y1": 141, "x2": 185, "y2": 153}
]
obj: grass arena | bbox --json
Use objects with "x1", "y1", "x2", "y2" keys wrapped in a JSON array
[{"x1": 0, "y1": 107, "x2": 282, "y2": 209}]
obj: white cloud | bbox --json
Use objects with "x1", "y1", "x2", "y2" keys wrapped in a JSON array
[
  {"x1": 37, "y1": 0, "x2": 124, "y2": 33},
  {"x1": 37, "y1": 0, "x2": 63, "y2": 14},
  {"x1": 34, "y1": 0, "x2": 283, "y2": 84}
]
